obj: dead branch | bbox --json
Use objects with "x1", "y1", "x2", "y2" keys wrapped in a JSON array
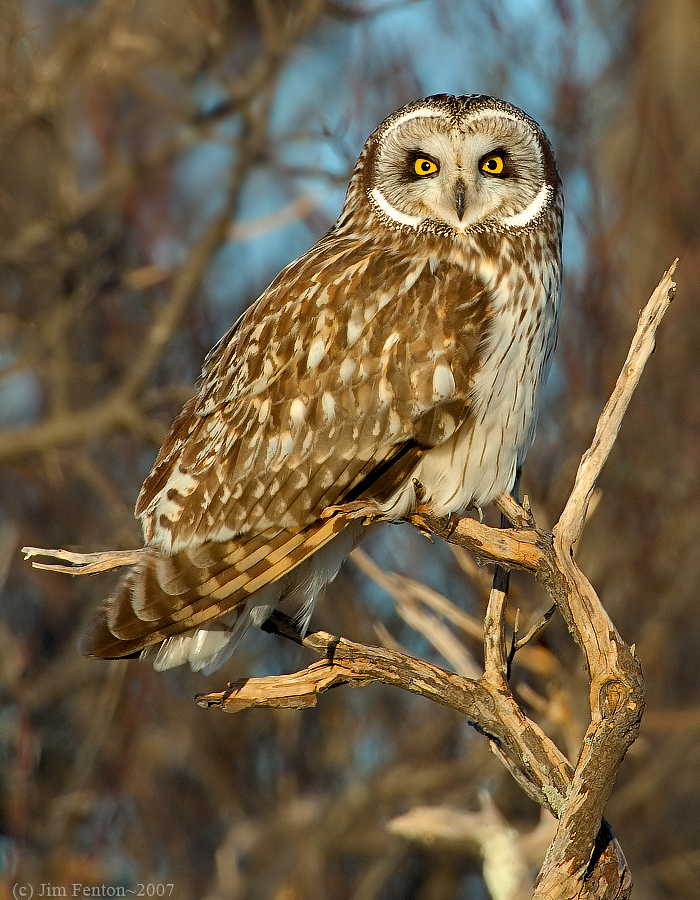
[
  {"x1": 195, "y1": 263, "x2": 677, "y2": 898},
  {"x1": 199, "y1": 613, "x2": 577, "y2": 814},
  {"x1": 557, "y1": 262, "x2": 677, "y2": 547},
  {"x1": 530, "y1": 262, "x2": 676, "y2": 900},
  {"x1": 21, "y1": 546, "x2": 145, "y2": 575}
]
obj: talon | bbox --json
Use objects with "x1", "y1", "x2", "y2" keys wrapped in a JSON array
[
  {"x1": 476, "y1": 505, "x2": 484, "y2": 523},
  {"x1": 412, "y1": 478, "x2": 426, "y2": 505},
  {"x1": 445, "y1": 511, "x2": 462, "y2": 537}
]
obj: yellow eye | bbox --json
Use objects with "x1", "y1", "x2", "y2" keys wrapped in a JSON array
[
  {"x1": 480, "y1": 153, "x2": 505, "y2": 176},
  {"x1": 414, "y1": 157, "x2": 439, "y2": 177}
]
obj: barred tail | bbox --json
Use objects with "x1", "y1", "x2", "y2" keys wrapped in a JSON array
[{"x1": 79, "y1": 515, "x2": 352, "y2": 672}]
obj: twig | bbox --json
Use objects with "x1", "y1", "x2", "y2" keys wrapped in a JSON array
[
  {"x1": 509, "y1": 605, "x2": 556, "y2": 658},
  {"x1": 117, "y1": 147, "x2": 256, "y2": 404},
  {"x1": 494, "y1": 491, "x2": 535, "y2": 529},
  {"x1": 21, "y1": 546, "x2": 144, "y2": 575}
]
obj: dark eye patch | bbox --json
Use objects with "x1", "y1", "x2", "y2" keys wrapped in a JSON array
[
  {"x1": 404, "y1": 150, "x2": 440, "y2": 180},
  {"x1": 478, "y1": 148, "x2": 511, "y2": 178}
]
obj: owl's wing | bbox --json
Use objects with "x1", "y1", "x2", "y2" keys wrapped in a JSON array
[
  {"x1": 78, "y1": 514, "x2": 352, "y2": 660},
  {"x1": 137, "y1": 236, "x2": 491, "y2": 551},
  {"x1": 81, "y1": 237, "x2": 492, "y2": 661}
]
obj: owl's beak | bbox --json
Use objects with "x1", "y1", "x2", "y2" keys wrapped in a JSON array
[{"x1": 454, "y1": 180, "x2": 466, "y2": 221}]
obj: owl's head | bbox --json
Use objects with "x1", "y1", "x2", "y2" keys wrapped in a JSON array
[{"x1": 347, "y1": 94, "x2": 561, "y2": 237}]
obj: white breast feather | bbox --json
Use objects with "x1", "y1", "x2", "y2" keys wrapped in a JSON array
[{"x1": 378, "y1": 262, "x2": 558, "y2": 519}]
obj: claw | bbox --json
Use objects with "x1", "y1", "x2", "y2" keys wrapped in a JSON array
[
  {"x1": 412, "y1": 478, "x2": 426, "y2": 504},
  {"x1": 445, "y1": 511, "x2": 462, "y2": 537}
]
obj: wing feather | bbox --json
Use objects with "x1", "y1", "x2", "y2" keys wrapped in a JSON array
[
  {"x1": 84, "y1": 237, "x2": 493, "y2": 663},
  {"x1": 137, "y1": 238, "x2": 492, "y2": 552},
  {"x1": 80, "y1": 515, "x2": 351, "y2": 659}
]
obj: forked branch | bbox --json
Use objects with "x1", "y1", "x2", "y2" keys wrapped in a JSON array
[{"x1": 197, "y1": 262, "x2": 677, "y2": 899}]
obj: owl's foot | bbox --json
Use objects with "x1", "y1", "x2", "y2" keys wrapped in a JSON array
[{"x1": 321, "y1": 498, "x2": 389, "y2": 524}]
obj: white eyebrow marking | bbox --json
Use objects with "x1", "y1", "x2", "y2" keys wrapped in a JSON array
[
  {"x1": 370, "y1": 187, "x2": 424, "y2": 227},
  {"x1": 500, "y1": 183, "x2": 551, "y2": 228},
  {"x1": 466, "y1": 106, "x2": 544, "y2": 166},
  {"x1": 383, "y1": 106, "x2": 446, "y2": 133}
]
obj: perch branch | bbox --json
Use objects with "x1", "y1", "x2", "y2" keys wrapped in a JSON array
[
  {"x1": 199, "y1": 263, "x2": 676, "y2": 898},
  {"x1": 198, "y1": 613, "x2": 576, "y2": 817}
]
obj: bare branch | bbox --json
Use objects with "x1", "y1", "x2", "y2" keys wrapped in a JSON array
[
  {"x1": 531, "y1": 262, "x2": 678, "y2": 896},
  {"x1": 21, "y1": 546, "x2": 144, "y2": 575},
  {"x1": 199, "y1": 614, "x2": 575, "y2": 815},
  {"x1": 511, "y1": 605, "x2": 557, "y2": 655},
  {"x1": 197, "y1": 265, "x2": 677, "y2": 898},
  {"x1": 556, "y1": 260, "x2": 677, "y2": 548}
]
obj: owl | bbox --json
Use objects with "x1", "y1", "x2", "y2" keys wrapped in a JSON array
[{"x1": 80, "y1": 94, "x2": 563, "y2": 674}]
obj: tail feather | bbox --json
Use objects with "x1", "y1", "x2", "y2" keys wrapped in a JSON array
[
  {"x1": 148, "y1": 599, "x2": 274, "y2": 674},
  {"x1": 79, "y1": 515, "x2": 350, "y2": 664}
]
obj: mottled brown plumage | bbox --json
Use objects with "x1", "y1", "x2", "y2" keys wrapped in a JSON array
[{"x1": 80, "y1": 94, "x2": 564, "y2": 673}]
